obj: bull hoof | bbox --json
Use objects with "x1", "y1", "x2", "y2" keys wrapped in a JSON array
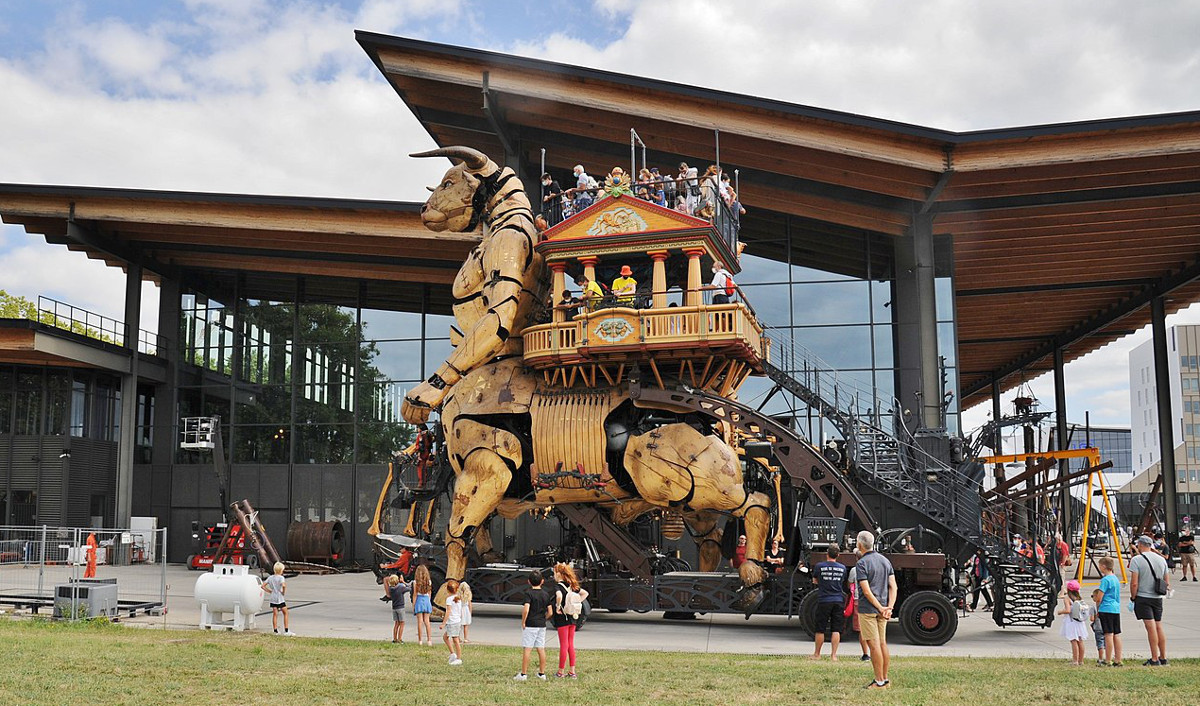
[{"x1": 733, "y1": 584, "x2": 765, "y2": 618}]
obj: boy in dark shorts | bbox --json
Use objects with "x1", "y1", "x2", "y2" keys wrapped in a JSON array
[
  {"x1": 1097, "y1": 556, "x2": 1123, "y2": 665},
  {"x1": 810, "y1": 543, "x2": 849, "y2": 660}
]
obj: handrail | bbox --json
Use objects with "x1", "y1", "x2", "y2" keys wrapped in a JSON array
[{"x1": 34, "y1": 296, "x2": 162, "y2": 356}]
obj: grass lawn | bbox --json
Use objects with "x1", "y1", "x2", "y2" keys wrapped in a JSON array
[{"x1": 1, "y1": 618, "x2": 1194, "y2": 705}]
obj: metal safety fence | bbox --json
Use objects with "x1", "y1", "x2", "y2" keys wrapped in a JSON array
[{"x1": 0, "y1": 525, "x2": 168, "y2": 620}]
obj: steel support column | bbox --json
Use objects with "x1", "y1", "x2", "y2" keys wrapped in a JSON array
[
  {"x1": 893, "y1": 212, "x2": 940, "y2": 433},
  {"x1": 1152, "y1": 296, "x2": 1180, "y2": 534},
  {"x1": 1053, "y1": 347, "x2": 1070, "y2": 537},
  {"x1": 116, "y1": 263, "x2": 143, "y2": 527}
]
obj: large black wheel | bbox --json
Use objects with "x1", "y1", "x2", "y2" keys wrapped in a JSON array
[
  {"x1": 799, "y1": 590, "x2": 820, "y2": 638},
  {"x1": 898, "y1": 590, "x2": 958, "y2": 646}
]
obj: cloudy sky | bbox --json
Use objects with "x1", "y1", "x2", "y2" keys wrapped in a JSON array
[{"x1": 3, "y1": 0, "x2": 1200, "y2": 445}]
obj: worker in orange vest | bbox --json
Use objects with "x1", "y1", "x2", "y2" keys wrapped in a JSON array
[{"x1": 83, "y1": 533, "x2": 98, "y2": 578}]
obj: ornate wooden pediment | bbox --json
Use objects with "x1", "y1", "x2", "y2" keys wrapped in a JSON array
[{"x1": 537, "y1": 194, "x2": 739, "y2": 269}]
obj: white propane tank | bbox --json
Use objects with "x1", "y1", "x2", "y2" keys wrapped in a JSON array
[{"x1": 195, "y1": 563, "x2": 264, "y2": 631}]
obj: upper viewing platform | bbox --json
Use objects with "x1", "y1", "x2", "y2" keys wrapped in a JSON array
[{"x1": 523, "y1": 164, "x2": 766, "y2": 394}]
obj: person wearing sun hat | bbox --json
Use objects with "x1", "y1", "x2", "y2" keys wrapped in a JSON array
[
  {"x1": 1057, "y1": 578, "x2": 1090, "y2": 665},
  {"x1": 611, "y1": 265, "x2": 638, "y2": 305}
]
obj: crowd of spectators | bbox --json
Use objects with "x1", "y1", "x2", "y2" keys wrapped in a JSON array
[{"x1": 539, "y1": 162, "x2": 746, "y2": 227}]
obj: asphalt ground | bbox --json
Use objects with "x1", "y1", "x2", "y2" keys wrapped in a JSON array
[{"x1": 76, "y1": 563, "x2": 1200, "y2": 661}]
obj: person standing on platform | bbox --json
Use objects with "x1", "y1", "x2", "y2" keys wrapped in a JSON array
[
  {"x1": 574, "y1": 275, "x2": 603, "y2": 311},
  {"x1": 855, "y1": 531, "x2": 896, "y2": 690},
  {"x1": 611, "y1": 266, "x2": 638, "y2": 306},
  {"x1": 708, "y1": 262, "x2": 735, "y2": 305}
]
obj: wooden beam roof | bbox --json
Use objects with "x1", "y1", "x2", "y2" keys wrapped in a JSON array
[
  {"x1": 0, "y1": 184, "x2": 473, "y2": 310},
  {"x1": 357, "y1": 33, "x2": 1200, "y2": 412}
]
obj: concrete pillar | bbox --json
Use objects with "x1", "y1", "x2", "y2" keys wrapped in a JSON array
[
  {"x1": 684, "y1": 248, "x2": 705, "y2": 306},
  {"x1": 1152, "y1": 296, "x2": 1180, "y2": 534},
  {"x1": 116, "y1": 263, "x2": 143, "y2": 527},
  {"x1": 550, "y1": 263, "x2": 567, "y2": 322},
  {"x1": 893, "y1": 213, "x2": 940, "y2": 432},
  {"x1": 648, "y1": 251, "x2": 669, "y2": 308}
]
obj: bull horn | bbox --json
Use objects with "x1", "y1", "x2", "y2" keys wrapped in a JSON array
[{"x1": 410, "y1": 146, "x2": 491, "y2": 171}]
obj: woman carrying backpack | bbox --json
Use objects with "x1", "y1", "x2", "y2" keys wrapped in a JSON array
[{"x1": 552, "y1": 562, "x2": 588, "y2": 678}]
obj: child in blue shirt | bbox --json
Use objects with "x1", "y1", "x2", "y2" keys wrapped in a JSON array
[{"x1": 1096, "y1": 556, "x2": 1123, "y2": 666}]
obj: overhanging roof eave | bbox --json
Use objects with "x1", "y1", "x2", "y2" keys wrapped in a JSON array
[{"x1": 357, "y1": 31, "x2": 1200, "y2": 148}]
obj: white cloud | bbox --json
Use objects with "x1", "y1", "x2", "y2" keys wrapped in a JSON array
[
  {"x1": 511, "y1": 0, "x2": 1200, "y2": 130},
  {"x1": 0, "y1": 224, "x2": 159, "y2": 333}
]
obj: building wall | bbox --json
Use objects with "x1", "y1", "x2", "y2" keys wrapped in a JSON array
[{"x1": 0, "y1": 365, "x2": 122, "y2": 527}]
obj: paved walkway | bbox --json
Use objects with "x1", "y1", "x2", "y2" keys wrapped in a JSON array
[{"x1": 106, "y1": 565, "x2": 1200, "y2": 660}]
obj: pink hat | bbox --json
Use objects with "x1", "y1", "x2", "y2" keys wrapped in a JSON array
[
  {"x1": 620, "y1": 265, "x2": 632, "y2": 276},
  {"x1": 1065, "y1": 579, "x2": 1081, "y2": 593}
]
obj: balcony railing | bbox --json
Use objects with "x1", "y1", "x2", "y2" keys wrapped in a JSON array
[
  {"x1": 35, "y1": 296, "x2": 162, "y2": 356},
  {"x1": 523, "y1": 301, "x2": 766, "y2": 368}
]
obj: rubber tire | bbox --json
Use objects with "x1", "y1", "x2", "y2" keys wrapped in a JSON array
[
  {"x1": 898, "y1": 590, "x2": 958, "y2": 646},
  {"x1": 185, "y1": 555, "x2": 198, "y2": 570},
  {"x1": 799, "y1": 590, "x2": 820, "y2": 638}
]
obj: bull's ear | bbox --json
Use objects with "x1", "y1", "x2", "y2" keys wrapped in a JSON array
[{"x1": 410, "y1": 146, "x2": 490, "y2": 172}]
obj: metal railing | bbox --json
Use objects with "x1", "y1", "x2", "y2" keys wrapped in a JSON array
[
  {"x1": 0, "y1": 525, "x2": 168, "y2": 620},
  {"x1": 34, "y1": 296, "x2": 162, "y2": 356},
  {"x1": 537, "y1": 175, "x2": 741, "y2": 256}
]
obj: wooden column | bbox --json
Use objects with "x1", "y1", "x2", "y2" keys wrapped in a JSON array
[
  {"x1": 684, "y1": 248, "x2": 705, "y2": 306},
  {"x1": 550, "y1": 262, "x2": 568, "y2": 322},
  {"x1": 578, "y1": 256, "x2": 599, "y2": 287},
  {"x1": 648, "y1": 250, "x2": 669, "y2": 308}
]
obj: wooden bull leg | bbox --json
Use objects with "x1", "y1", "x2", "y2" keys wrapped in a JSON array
[
  {"x1": 435, "y1": 418, "x2": 522, "y2": 607},
  {"x1": 436, "y1": 449, "x2": 511, "y2": 607},
  {"x1": 625, "y1": 423, "x2": 772, "y2": 590},
  {"x1": 683, "y1": 511, "x2": 724, "y2": 572},
  {"x1": 608, "y1": 499, "x2": 658, "y2": 526},
  {"x1": 734, "y1": 493, "x2": 772, "y2": 588},
  {"x1": 403, "y1": 501, "x2": 421, "y2": 537},
  {"x1": 421, "y1": 500, "x2": 437, "y2": 536}
]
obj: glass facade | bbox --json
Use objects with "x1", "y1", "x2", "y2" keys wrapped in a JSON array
[{"x1": 735, "y1": 229, "x2": 959, "y2": 443}]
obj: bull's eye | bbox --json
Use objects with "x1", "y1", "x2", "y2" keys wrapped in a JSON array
[{"x1": 443, "y1": 180, "x2": 453, "y2": 188}]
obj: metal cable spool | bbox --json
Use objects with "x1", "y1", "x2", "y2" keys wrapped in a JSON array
[
  {"x1": 286, "y1": 521, "x2": 346, "y2": 566},
  {"x1": 660, "y1": 510, "x2": 685, "y2": 541}
]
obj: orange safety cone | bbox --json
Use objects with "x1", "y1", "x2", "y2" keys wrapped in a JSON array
[{"x1": 84, "y1": 533, "x2": 98, "y2": 578}]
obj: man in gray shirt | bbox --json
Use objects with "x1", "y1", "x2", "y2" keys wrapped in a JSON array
[
  {"x1": 1129, "y1": 535, "x2": 1170, "y2": 665},
  {"x1": 855, "y1": 530, "x2": 896, "y2": 690}
]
